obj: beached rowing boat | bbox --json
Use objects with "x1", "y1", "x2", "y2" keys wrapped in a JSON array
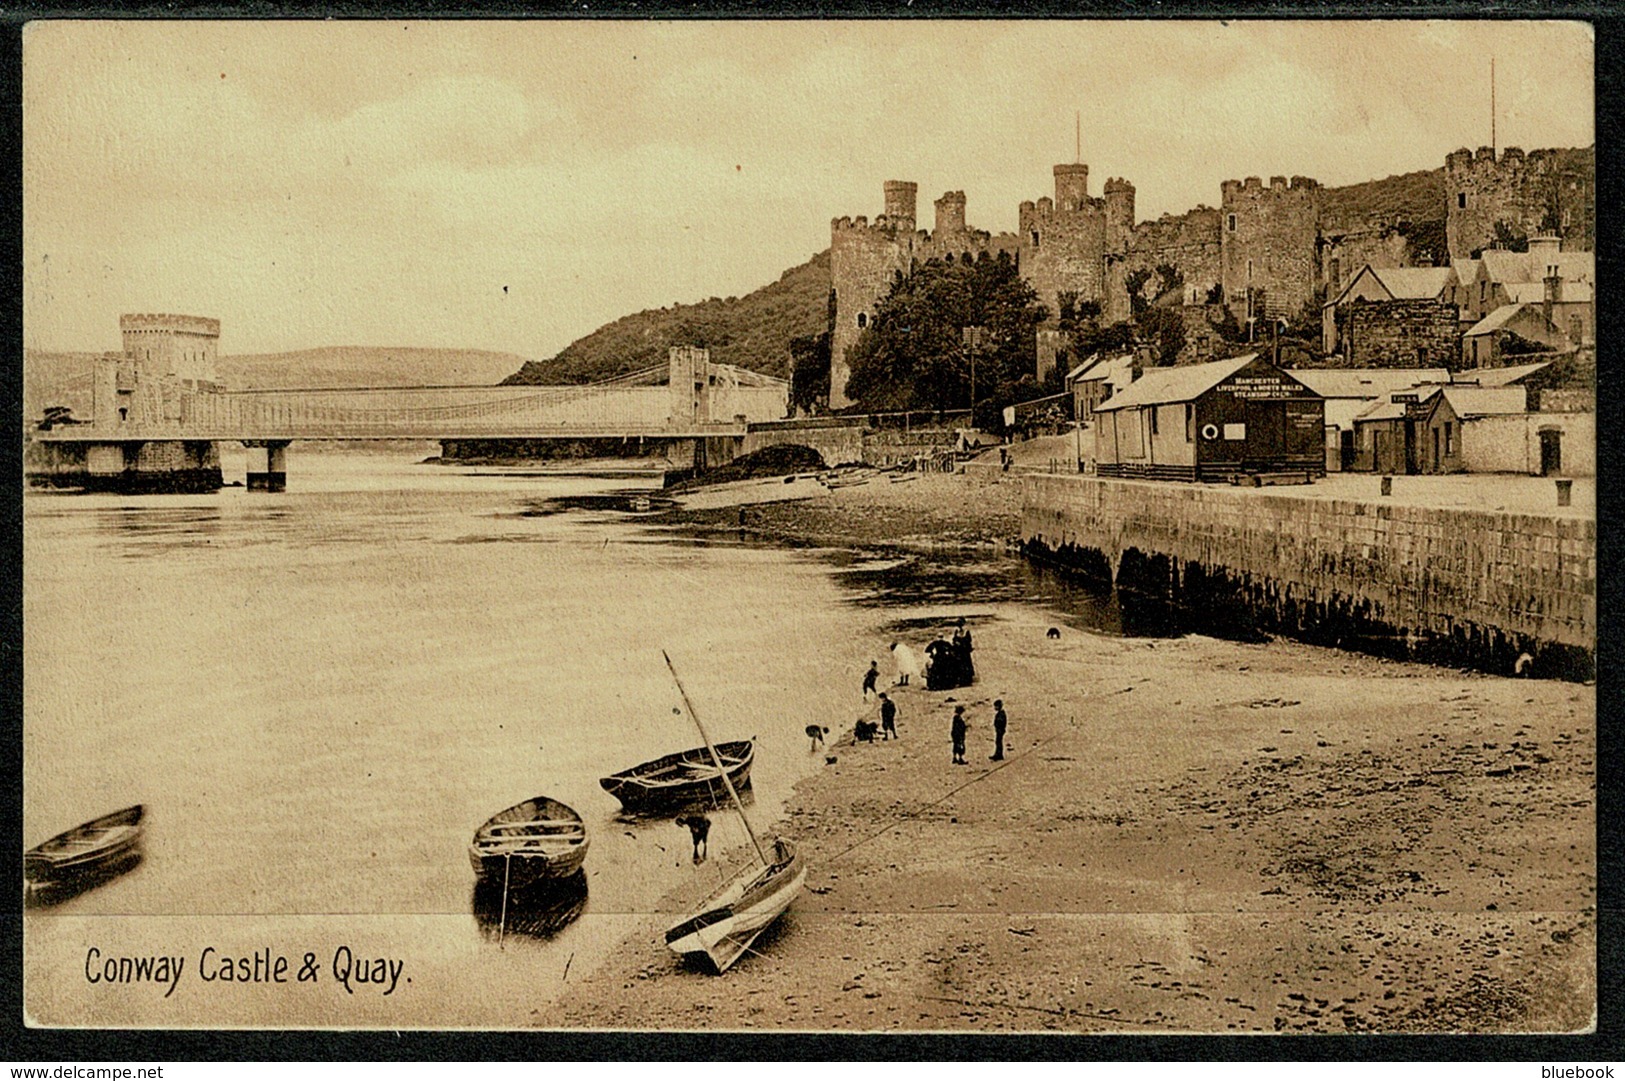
[
  {"x1": 599, "y1": 739, "x2": 754, "y2": 813},
  {"x1": 664, "y1": 837, "x2": 806, "y2": 973},
  {"x1": 468, "y1": 797, "x2": 589, "y2": 885},
  {"x1": 24, "y1": 805, "x2": 144, "y2": 886}
]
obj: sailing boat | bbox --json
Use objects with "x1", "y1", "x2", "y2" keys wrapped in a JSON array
[{"x1": 660, "y1": 651, "x2": 807, "y2": 974}]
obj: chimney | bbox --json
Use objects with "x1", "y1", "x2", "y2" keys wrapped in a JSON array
[
  {"x1": 1544, "y1": 264, "x2": 1562, "y2": 324},
  {"x1": 1528, "y1": 234, "x2": 1562, "y2": 263}
]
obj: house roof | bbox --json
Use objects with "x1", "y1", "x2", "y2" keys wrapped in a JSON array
[
  {"x1": 1292, "y1": 368, "x2": 1450, "y2": 399},
  {"x1": 1504, "y1": 280, "x2": 1594, "y2": 305},
  {"x1": 1373, "y1": 266, "x2": 1458, "y2": 300},
  {"x1": 1354, "y1": 385, "x2": 1443, "y2": 423},
  {"x1": 1094, "y1": 354, "x2": 1265, "y2": 412},
  {"x1": 1477, "y1": 248, "x2": 1594, "y2": 286},
  {"x1": 1438, "y1": 386, "x2": 1527, "y2": 417},
  {"x1": 1452, "y1": 258, "x2": 1482, "y2": 286},
  {"x1": 1463, "y1": 303, "x2": 1551, "y2": 338},
  {"x1": 1452, "y1": 361, "x2": 1552, "y2": 387},
  {"x1": 1067, "y1": 352, "x2": 1134, "y2": 384}
]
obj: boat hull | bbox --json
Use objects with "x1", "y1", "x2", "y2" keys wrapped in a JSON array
[
  {"x1": 665, "y1": 838, "x2": 804, "y2": 974},
  {"x1": 600, "y1": 739, "x2": 754, "y2": 813},
  {"x1": 24, "y1": 805, "x2": 145, "y2": 886},
  {"x1": 469, "y1": 797, "x2": 589, "y2": 886}
]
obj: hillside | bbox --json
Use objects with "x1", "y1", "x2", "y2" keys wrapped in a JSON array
[
  {"x1": 22, "y1": 345, "x2": 536, "y2": 421},
  {"x1": 503, "y1": 250, "x2": 831, "y2": 386},
  {"x1": 1320, "y1": 166, "x2": 1447, "y2": 229}
]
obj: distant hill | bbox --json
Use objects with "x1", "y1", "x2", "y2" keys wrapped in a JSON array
[
  {"x1": 503, "y1": 250, "x2": 831, "y2": 386},
  {"x1": 22, "y1": 345, "x2": 536, "y2": 422}
]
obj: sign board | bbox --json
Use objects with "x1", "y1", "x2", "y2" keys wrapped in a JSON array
[{"x1": 1223, "y1": 375, "x2": 1301, "y2": 401}]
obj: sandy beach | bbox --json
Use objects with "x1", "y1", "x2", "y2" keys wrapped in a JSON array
[{"x1": 558, "y1": 472, "x2": 1595, "y2": 1033}]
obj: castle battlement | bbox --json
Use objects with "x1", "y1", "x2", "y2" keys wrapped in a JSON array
[{"x1": 119, "y1": 313, "x2": 220, "y2": 337}]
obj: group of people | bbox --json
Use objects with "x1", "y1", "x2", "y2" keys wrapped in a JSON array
[{"x1": 854, "y1": 617, "x2": 1008, "y2": 766}]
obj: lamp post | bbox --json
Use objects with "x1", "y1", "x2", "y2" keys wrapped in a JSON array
[{"x1": 962, "y1": 325, "x2": 984, "y2": 422}]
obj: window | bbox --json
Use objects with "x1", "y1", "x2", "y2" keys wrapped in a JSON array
[
  {"x1": 1329, "y1": 258, "x2": 1341, "y2": 291},
  {"x1": 1227, "y1": 214, "x2": 1237, "y2": 232},
  {"x1": 856, "y1": 312, "x2": 867, "y2": 329},
  {"x1": 1150, "y1": 408, "x2": 1159, "y2": 436},
  {"x1": 1031, "y1": 231, "x2": 1040, "y2": 247},
  {"x1": 1444, "y1": 421, "x2": 1455, "y2": 456},
  {"x1": 1185, "y1": 403, "x2": 1195, "y2": 442},
  {"x1": 1457, "y1": 192, "x2": 1467, "y2": 209}
]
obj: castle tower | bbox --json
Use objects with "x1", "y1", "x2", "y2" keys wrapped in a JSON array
[
  {"x1": 883, "y1": 180, "x2": 918, "y2": 226},
  {"x1": 1219, "y1": 175, "x2": 1321, "y2": 324},
  {"x1": 829, "y1": 183, "x2": 920, "y2": 408},
  {"x1": 934, "y1": 190, "x2": 967, "y2": 237},
  {"x1": 1054, "y1": 163, "x2": 1090, "y2": 212},
  {"x1": 1445, "y1": 144, "x2": 1595, "y2": 260},
  {"x1": 119, "y1": 313, "x2": 221, "y2": 390},
  {"x1": 1103, "y1": 178, "x2": 1135, "y2": 254}
]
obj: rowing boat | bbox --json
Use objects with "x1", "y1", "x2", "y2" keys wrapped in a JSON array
[
  {"x1": 468, "y1": 797, "x2": 589, "y2": 886},
  {"x1": 599, "y1": 739, "x2": 754, "y2": 813},
  {"x1": 24, "y1": 805, "x2": 144, "y2": 886},
  {"x1": 664, "y1": 837, "x2": 806, "y2": 973}
]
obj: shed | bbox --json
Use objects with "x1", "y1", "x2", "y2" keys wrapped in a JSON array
[
  {"x1": 1352, "y1": 385, "x2": 1523, "y2": 474},
  {"x1": 1093, "y1": 354, "x2": 1325, "y2": 482},
  {"x1": 1293, "y1": 367, "x2": 1450, "y2": 472}
]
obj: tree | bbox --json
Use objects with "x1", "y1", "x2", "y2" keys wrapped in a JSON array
[
  {"x1": 789, "y1": 332, "x2": 831, "y2": 413},
  {"x1": 1136, "y1": 306, "x2": 1186, "y2": 367},
  {"x1": 842, "y1": 253, "x2": 1048, "y2": 414}
]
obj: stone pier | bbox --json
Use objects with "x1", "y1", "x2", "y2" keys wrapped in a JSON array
[
  {"x1": 245, "y1": 441, "x2": 289, "y2": 492},
  {"x1": 1020, "y1": 474, "x2": 1595, "y2": 680}
]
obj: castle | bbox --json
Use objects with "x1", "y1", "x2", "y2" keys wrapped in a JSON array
[{"x1": 828, "y1": 145, "x2": 1594, "y2": 407}]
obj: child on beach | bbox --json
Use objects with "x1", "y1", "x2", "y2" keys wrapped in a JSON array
[
  {"x1": 889, "y1": 641, "x2": 921, "y2": 686},
  {"x1": 879, "y1": 692, "x2": 898, "y2": 740},
  {"x1": 951, "y1": 705, "x2": 968, "y2": 765},
  {"x1": 862, "y1": 660, "x2": 880, "y2": 700},
  {"x1": 990, "y1": 699, "x2": 1007, "y2": 761}
]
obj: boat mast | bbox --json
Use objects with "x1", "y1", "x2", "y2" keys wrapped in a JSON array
[{"x1": 662, "y1": 650, "x2": 769, "y2": 865}]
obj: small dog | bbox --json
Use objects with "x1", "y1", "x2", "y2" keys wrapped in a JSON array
[
  {"x1": 675, "y1": 814, "x2": 711, "y2": 863},
  {"x1": 806, "y1": 724, "x2": 831, "y2": 751},
  {"x1": 1046, "y1": 627, "x2": 1061, "y2": 639},
  {"x1": 854, "y1": 719, "x2": 879, "y2": 743}
]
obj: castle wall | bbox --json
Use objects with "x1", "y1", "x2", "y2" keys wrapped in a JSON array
[
  {"x1": 1019, "y1": 197, "x2": 1107, "y2": 323},
  {"x1": 1446, "y1": 146, "x2": 1596, "y2": 260},
  {"x1": 1220, "y1": 176, "x2": 1322, "y2": 324},
  {"x1": 1108, "y1": 207, "x2": 1223, "y2": 323},
  {"x1": 120, "y1": 313, "x2": 220, "y2": 387}
]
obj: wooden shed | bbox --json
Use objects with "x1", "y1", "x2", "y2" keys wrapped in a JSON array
[{"x1": 1093, "y1": 354, "x2": 1325, "y2": 482}]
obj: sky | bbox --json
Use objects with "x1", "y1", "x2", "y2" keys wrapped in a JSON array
[{"x1": 23, "y1": 20, "x2": 1594, "y2": 359}]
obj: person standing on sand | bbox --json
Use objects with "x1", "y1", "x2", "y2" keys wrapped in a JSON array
[
  {"x1": 990, "y1": 699, "x2": 1007, "y2": 761},
  {"x1": 952, "y1": 618, "x2": 975, "y2": 684},
  {"x1": 862, "y1": 660, "x2": 880, "y2": 700},
  {"x1": 889, "y1": 641, "x2": 921, "y2": 686},
  {"x1": 879, "y1": 693, "x2": 898, "y2": 740},
  {"x1": 951, "y1": 705, "x2": 968, "y2": 765}
]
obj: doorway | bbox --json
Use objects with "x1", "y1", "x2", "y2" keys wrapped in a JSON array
[{"x1": 1539, "y1": 428, "x2": 1562, "y2": 476}]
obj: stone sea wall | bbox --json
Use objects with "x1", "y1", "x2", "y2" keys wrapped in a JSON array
[{"x1": 1020, "y1": 474, "x2": 1594, "y2": 680}]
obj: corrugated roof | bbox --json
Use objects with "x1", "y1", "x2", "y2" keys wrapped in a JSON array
[
  {"x1": 1452, "y1": 361, "x2": 1552, "y2": 387},
  {"x1": 1372, "y1": 266, "x2": 1457, "y2": 300},
  {"x1": 1292, "y1": 368, "x2": 1450, "y2": 399},
  {"x1": 1094, "y1": 354, "x2": 1262, "y2": 412},
  {"x1": 1353, "y1": 385, "x2": 1443, "y2": 423}
]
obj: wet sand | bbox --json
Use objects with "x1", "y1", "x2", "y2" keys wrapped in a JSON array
[{"x1": 559, "y1": 474, "x2": 1595, "y2": 1033}]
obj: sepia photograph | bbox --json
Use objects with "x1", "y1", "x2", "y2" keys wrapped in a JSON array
[{"x1": 20, "y1": 18, "x2": 1597, "y2": 1035}]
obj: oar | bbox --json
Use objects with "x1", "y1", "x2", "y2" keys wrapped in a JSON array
[
  {"x1": 498, "y1": 853, "x2": 512, "y2": 951},
  {"x1": 663, "y1": 650, "x2": 768, "y2": 866}
]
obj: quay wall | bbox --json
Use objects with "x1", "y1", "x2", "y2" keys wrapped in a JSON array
[
  {"x1": 1020, "y1": 474, "x2": 1594, "y2": 679},
  {"x1": 741, "y1": 421, "x2": 867, "y2": 466}
]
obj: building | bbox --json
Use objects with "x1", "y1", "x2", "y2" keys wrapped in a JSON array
[
  {"x1": 1452, "y1": 235, "x2": 1593, "y2": 350},
  {"x1": 1445, "y1": 145, "x2": 1595, "y2": 261},
  {"x1": 1066, "y1": 351, "x2": 1138, "y2": 420},
  {"x1": 1460, "y1": 303, "x2": 1569, "y2": 368},
  {"x1": 1320, "y1": 265, "x2": 1460, "y2": 365},
  {"x1": 1353, "y1": 384, "x2": 1525, "y2": 474},
  {"x1": 1093, "y1": 354, "x2": 1324, "y2": 481},
  {"x1": 1292, "y1": 367, "x2": 1450, "y2": 471}
]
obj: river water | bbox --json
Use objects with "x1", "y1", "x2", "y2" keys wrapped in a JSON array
[{"x1": 23, "y1": 445, "x2": 1128, "y2": 1028}]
